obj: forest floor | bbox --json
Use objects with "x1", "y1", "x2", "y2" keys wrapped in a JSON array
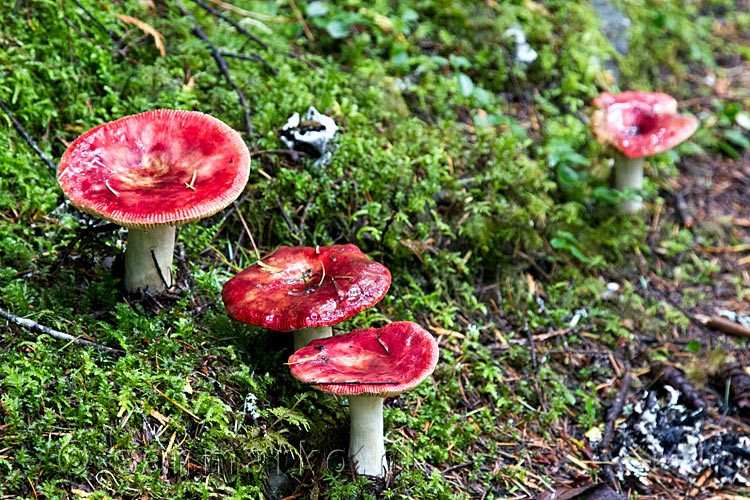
[{"x1": 2, "y1": 1, "x2": 750, "y2": 499}]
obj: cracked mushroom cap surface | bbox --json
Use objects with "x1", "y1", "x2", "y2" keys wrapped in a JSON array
[
  {"x1": 222, "y1": 244, "x2": 391, "y2": 331},
  {"x1": 57, "y1": 109, "x2": 250, "y2": 229},
  {"x1": 288, "y1": 321, "x2": 439, "y2": 397},
  {"x1": 592, "y1": 91, "x2": 698, "y2": 159}
]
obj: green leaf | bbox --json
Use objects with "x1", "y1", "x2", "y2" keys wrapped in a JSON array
[
  {"x1": 717, "y1": 140, "x2": 741, "y2": 159},
  {"x1": 685, "y1": 340, "x2": 701, "y2": 353},
  {"x1": 456, "y1": 73, "x2": 474, "y2": 97},
  {"x1": 449, "y1": 55, "x2": 472, "y2": 70},
  {"x1": 307, "y1": 1, "x2": 329, "y2": 17},
  {"x1": 736, "y1": 112, "x2": 750, "y2": 130},
  {"x1": 550, "y1": 237, "x2": 566, "y2": 250},
  {"x1": 724, "y1": 129, "x2": 750, "y2": 149},
  {"x1": 557, "y1": 164, "x2": 581, "y2": 186},
  {"x1": 326, "y1": 21, "x2": 349, "y2": 39}
]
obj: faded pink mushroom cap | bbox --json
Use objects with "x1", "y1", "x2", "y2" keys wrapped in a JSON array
[
  {"x1": 222, "y1": 244, "x2": 391, "y2": 331},
  {"x1": 57, "y1": 109, "x2": 250, "y2": 228},
  {"x1": 287, "y1": 321, "x2": 439, "y2": 397},
  {"x1": 592, "y1": 91, "x2": 698, "y2": 159}
]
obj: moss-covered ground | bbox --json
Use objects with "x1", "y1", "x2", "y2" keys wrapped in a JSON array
[{"x1": 2, "y1": 0, "x2": 750, "y2": 498}]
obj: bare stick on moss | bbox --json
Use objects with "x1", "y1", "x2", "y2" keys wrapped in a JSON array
[
  {"x1": 182, "y1": 10, "x2": 254, "y2": 138},
  {"x1": 219, "y1": 52, "x2": 278, "y2": 76},
  {"x1": 0, "y1": 99, "x2": 57, "y2": 172},
  {"x1": 71, "y1": 0, "x2": 120, "y2": 41},
  {"x1": 0, "y1": 308, "x2": 123, "y2": 355},
  {"x1": 190, "y1": 0, "x2": 269, "y2": 49}
]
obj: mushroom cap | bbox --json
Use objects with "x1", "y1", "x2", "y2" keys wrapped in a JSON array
[
  {"x1": 592, "y1": 91, "x2": 698, "y2": 159},
  {"x1": 57, "y1": 109, "x2": 250, "y2": 229},
  {"x1": 288, "y1": 321, "x2": 439, "y2": 397},
  {"x1": 222, "y1": 244, "x2": 391, "y2": 331}
]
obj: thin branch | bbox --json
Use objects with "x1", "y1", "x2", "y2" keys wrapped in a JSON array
[
  {"x1": 0, "y1": 308, "x2": 123, "y2": 355},
  {"x1": 71, "y1": 0, "x2": 119, "y2": 41},
  {"x1": 190, "y1": 0, "x2": 269, "y2": 49},
  {"x1": 182, "y1": 7, "x2": 254, "y2": 138},
  {"x1": 219, "y1": 52, "x2": 278, "y2": 76},
  {"x1": 297, "y1": 199, "x2": 313, "y2": 245},
  {"x1": 62, "y1": 15, "x2": 141, "y2": 65},
  {"x1": 699, "y1": 315, "x2": 750, "y2": 340},
  {"x1": 275, "y1": 196, "x2": 299, "y2": 235},
  {"x1": 0, "y1": 99, "x2": 57, "y2": 172}
]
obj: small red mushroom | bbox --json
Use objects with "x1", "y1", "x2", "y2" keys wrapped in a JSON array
[
  {"x1": 592, "y1": 91, "x2": 698, "y2": 213},
  {"x1": 57, "y1": 110, "x2": 250, "y2": 293},
  {"x1": 222, "y1": 244, "x2": 391, "y2": 349},
  {"x1": 288, "y1": 321, "x2": 439, "y2": 477}
]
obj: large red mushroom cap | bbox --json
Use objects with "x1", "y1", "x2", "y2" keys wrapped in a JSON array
[
  {"x1": 57, "y1": 109, "x2": 250, "y2": 228},
  {"x1": 287, "y1": 321, "x2": 439, "y2": 397},
  {"x1": 592, "y1": 91, "x2": 698, "y2": 159},
  {"x1": 222, "y1": 244, "x2": 391, "y2": 331}
]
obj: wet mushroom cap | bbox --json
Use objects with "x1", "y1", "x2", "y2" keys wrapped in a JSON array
[
  {"x1": 57, "y1": 109, "x2": 250, "y2": 229},
  {"x1": 222, "y1": 244, "x2": 391, "y2": 331},
  {"x1": 288, "y1": 321, "x2": 439, "y2": 397},
  {"x1": 592, "y1": 91, "x2": 698, "y2": 159}
]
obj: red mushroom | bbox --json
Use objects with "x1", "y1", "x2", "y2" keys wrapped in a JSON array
[
  {"x1": 288, "y1": 321, "x2": 439, "y2": 477},
  {"x1": 222, "y1": 244, "x2": 391, "y2": 349},
  {"x1": 57, "y1": 110, "x2": 250, "y2": 293},
  {"x1": 592, "y1": 91, "x2": 698, "y2": 213}
]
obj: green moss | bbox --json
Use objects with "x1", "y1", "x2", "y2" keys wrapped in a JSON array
[{"x1": 0, "y1": 0, "x2": 742, "y2": 497}]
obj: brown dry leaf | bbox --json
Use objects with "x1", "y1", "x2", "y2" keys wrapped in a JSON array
[
  {"x1": 182, "y1": 75, "x2": 195, "y2": 91},
  {"x1": 149, "y1": 408, "x2": 170, "y2": 426},
  {"x1": 115, "y1": 14, "x2": 166, "y2": 57}
]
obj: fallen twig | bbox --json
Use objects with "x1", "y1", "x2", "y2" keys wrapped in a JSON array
[
  {"x1": 0, "y1": 99, "x2": 58, "y2": 172},
  {"x1": 599, "y1": 369, "x2": 632, "y2": 486},
  {"x1": 697, "y1": 243, "x2": 750, "y2": 253},
  {"x1": 297, "y1": 199, "x2": 313, "y2": 245},
  {"x1": 0, "y1": 308, "x2": 123, "y2": 355},
  {"x1": 191, "y1": 0, "x2": 270, "y2": 49},
  {"x1": 275, "y1": 196, "x2": 299, "y2": 236},
  {"x1": 179, "y1": 3, "x2": 254, "y2": 138},
  {"x1": 286, "y1": 0, "x2": 316, "y2": 47},
  {"x1": 698, "y1": 315, "x2": 750, "y2": 340},
  {"x1": 62, "y1": 15, "x2": 141, "y2": 65},
  {"x1": 144, "y1": 380, "x2": 203, "y2": 422},
  {"x1": 219, "y1": 51, "x2": 278, "y2": 76},
  {"x1": 71, "y1": 0, "x2": 120, "y2": 41}
]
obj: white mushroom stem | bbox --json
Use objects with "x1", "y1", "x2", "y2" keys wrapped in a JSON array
[
  {"x1": 614, "y1": 154, "x2": 645, "y2": 214},
  {"x1": 293, "y1": 326, "x2": 332, "y2": 350},
  {"x1": 348, "y1": 395, "x2": 386, "y2": 477},
  {"x1": 124, "y1": 226, "x2": 175, "y2": 293}
]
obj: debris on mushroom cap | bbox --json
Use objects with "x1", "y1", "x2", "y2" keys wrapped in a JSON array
[
  {"x1": 287, "y1": 321, "x2": 439, "y2": 397},
  {"x1": 57, "y1": 109, "x2": 250, "y2": 229},
  {"x1": 222, "y1": 244, "x2": 391, "y2": 331},
  {"x1": 592, "y1": 91, "x2": 698, "y2": 159}
]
